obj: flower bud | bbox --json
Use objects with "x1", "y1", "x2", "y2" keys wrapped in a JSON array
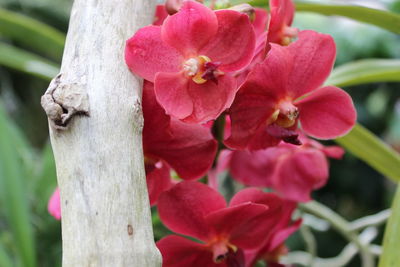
[{"x1": 228, "y1": 3, "x2": 255, "y2": 20}]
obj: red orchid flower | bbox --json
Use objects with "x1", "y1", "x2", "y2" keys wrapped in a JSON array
[
  {"x1": 235, "y1": 0, "x2": 298, "y2": 86},
  {"x1": 268, "y1": 0, "x2": 298, "y2": 46},
  {"x1": 225, "y1": 30, "x2": 357, "y2": 150},
  {"x1": 143, "y1": 82, "x2": 217, "y2": 205},
  {"x1": 156, "y1": 181, "x2": 299, "y2": 267},
  {"x1": 125, "y1": 0, "x2": 256, "y2": 124},
  {"x1": 231, "y1": 188, "x2": 301, "y2": 267},
  {"x1": 218, "y1": 135, "x2": 344, "y2": 202},
  {"x1": 48, "y1": 188, "x2": 61, "y2": 220}
]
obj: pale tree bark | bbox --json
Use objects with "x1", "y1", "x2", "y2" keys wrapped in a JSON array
[{"x1": 41, "y1": 0, "x2": 161, "y2": 266}]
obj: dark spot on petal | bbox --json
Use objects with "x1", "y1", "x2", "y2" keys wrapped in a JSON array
[
  {"x1": 202, "y1": 61, "x2": 221, "y2": 84},
  {"x1": 226, "y1": 248, "x2": 245, "y2": 267}
]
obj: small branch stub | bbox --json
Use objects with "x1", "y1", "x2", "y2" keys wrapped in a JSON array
[{"x1": 41, "y1": 73, "x2": 89, "y2": 130}]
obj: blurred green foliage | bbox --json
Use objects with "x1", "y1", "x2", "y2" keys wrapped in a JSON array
[{"x1": 0, "y1": 0, "x2": 399, "y2": 266}]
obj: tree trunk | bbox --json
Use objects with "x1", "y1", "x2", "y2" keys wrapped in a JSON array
[{"x1": 41, "y1": 0, "x2": 161, "y2": 266}]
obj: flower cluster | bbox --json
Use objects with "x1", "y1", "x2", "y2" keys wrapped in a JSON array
[{"x1": 49, "y1": 0, "x2": 357, "y2": 266}]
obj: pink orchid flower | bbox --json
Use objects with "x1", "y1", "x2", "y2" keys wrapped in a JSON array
[
  {"x1": 218, "y1": 135, "x2": 344, "y2": 202},
  {"x1": 48, "y1": 188, "x2": 61, "y2": 220},
  {"x1": 225, "y1": 30, "x2": 357, "y2": 150},
  {"x1": 143, "y1": 82, "x2": 217, "y2": 205},
  {"x1": 125, "y1": 0, "x2": 256, "y2": 123},
  {"x1": 156, "y1": 181, "x2": 299, "y2": 267}
]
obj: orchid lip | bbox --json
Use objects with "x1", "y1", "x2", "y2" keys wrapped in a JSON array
[
  {"x1": 183, "y1": 55, "x2": 224, "y2": 84},
  {"x1": 268, "y1": 100, "x2": 299, "y2": 128},
  {"x1": 210, "y1": 239, "x2": 237, "y2": 263}
]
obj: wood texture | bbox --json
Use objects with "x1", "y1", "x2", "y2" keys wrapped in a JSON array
[{"x1": 42, "y1": 0, "x2": 161, "y2": 266}]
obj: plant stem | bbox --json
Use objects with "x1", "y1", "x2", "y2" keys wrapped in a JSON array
[{"x1": 300, "y1": 201, "x2": 375, "y2": 267}]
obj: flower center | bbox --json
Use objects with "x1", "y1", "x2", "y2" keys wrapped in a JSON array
[
  {"x1": 268, "y1": 100, "x2": 299, "y2": 128},
  {"x1": 210, "y1": 239, "x2": 237, "y2": 263},
  {"x1": 183, "y1": 55, "x2": 224, "y2": 84},
  {"x1": 266, "y1": 100, "x2": 302, "y2": 145}
]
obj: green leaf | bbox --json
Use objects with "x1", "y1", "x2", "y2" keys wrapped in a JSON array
[
  {"x1": 0, "y1": 42, "x2": 58, "y2": 81},
  {"x1": 0, "y1": 243, "x2": 13, "y2": 267},
  {"x1": 326, "y1": 59, "x2": 400, "y2": 87},
  {"x1": 379, "y1": 186, "x2": 400, "y2": 267},
  {"x1": 0, "y1": 7, "x2": 65, "y2": 60},
  {"x1": 295, "y1": 2, "x2": 400, "y2": 34},
  {"x1": 0, "y1": 103, "x2": 36, "y2": 267},
  {"x1": 249, "y1": 1, "x2": 400, "y2": 34},
  {"x1": 335, "y1": 124, "x2": 400, "y2": 182}
]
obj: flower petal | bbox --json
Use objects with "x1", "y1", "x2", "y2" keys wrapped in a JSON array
[
  {"x1": 154, "y1": 71, "x2": 241, "y2": 124},
  {"x1": 230, "y1": 189, "x2": 299, "y2": 264},
  {"x1": 229, "y1": 150, "x2": 276, "y2": 187},
  {"x1": 267, "y1": 219, "x2": 302, "y2": 252},
  {"x1": 158, "y1": 181, "x2": 226, "y2": 240},
  {"x1": 157, "y1": 235, "x2": 220, "y2": 267},
  {"x1": 154, "y1": 72, "x2": 193, "y2": 120},
  {"x1": 153, "y1": 119, "x2": 217, "y2": 179},
  {"x1": 229, "y1": 190, "x2": 299, "y2": 250},
  {"x1": 205, "y1": 203, "x2": 270, "y2": 249},
  {"x1": 272, "y1": 149, "x2": 329, "y2": 202},
  {"x1": 244, "y1": 44, "x2": 293, "y2": 91},
  {"x1": 200, "y1": 10, "x2": 256, "y2": 72},
  {"x1": 154, "y1": 5, "x2": 169, "y2": 26},
  {"x1": 145, "y1": 160, "x2": 173, "y2": 206},
  {"x1": 224, "y1": 99, "x2": 272, "y2": 150},
  {"x1": 230, "y1": 188, "x2": 282, "y2": 208},
  {"x1": 321, "y1": 146, "x2": 345, "y2": 159},
  {"x1": 268, "y1": 0, "x2": 295, "y2": 44},
  {"x1": 48, "y1": 188, "x2": 61, "y2": 220},
  {"x1": 143, "y1": 82, "x2": 217, "y2": 180},
  {"x1": 183, "y1": 74, "x2": 237, "y2": 123},
  {"x1": 225, "y1": 43, "x2": 295, "y2": 149},
  {"x1": 230, "y1": 190, "x2": 299, "y2": 266},
  {"x1": 125, "y1": 25, "x2": 182, "y2": 82},
  {"x1": 287, "y1": 30, "x2": 336, "y2": 99},
  {"x1": 142, "y1": 81, "x2": 171, "y2": 139},
  {"x1": 296, "y1": 86, "x2": 356, "y2": 139},
  {"x1": 161, "y1": 0, "x2": 218, "y2": 55},
  {"x1": 253, "y1": 8, "x2": 269, "y2": 38},
  {"x1": 234, "y1": 8, "x2": 269, "y2": 87}
]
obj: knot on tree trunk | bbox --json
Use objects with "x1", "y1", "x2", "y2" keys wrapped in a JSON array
[{"x1": 41, "y1": 73, "x2": 90, "y2": 130}]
